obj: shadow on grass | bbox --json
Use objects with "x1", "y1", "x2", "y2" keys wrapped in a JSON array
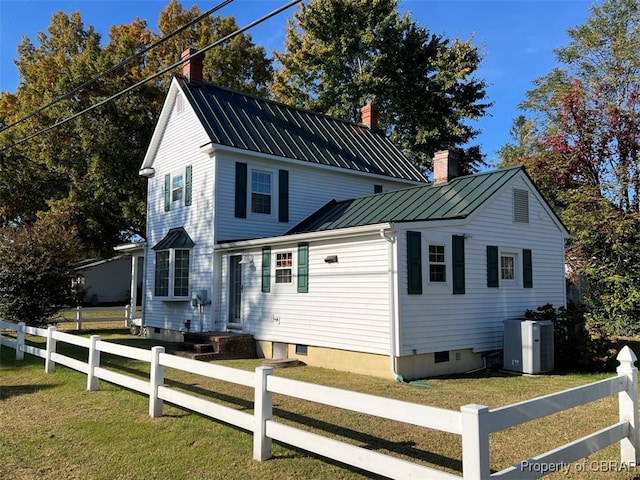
[
  {"x1": 162, "y1": 376, "x2": 462, "y2": 475},
  {"x1": 0, "y1": 383, "x2": 58, "y2": 400}
]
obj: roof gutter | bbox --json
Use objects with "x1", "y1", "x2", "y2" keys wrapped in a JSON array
[
  {"x1": 380, "y1": 226, "x2": 403, "y2": 382},
  {"x1": 216, "y1": 223, "x2": 392, "y2": 250}
]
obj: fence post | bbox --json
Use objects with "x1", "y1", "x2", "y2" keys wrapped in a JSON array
[
  {"x1": 125, "y1": 304, "x2": 131, "y2": 327},
  {"x1": 149, "y1": 346, "x2": 165, "y2": 418},
  {"x1": 45, "y1": 326, "x2": 57, "y2": 373},
  {"x1": 253, "y1": 366, "x2": 273, "y2": 461},
  {"x1": 76, "y1": 306, "x2": 82, "y2": 330},
  {"x1": 617, "y1": 345, "x2": 639, "y2": 465},
  {"x1": 461, "y1": 403, "x2": 491, "y2": 480},
  {"x1": 16, "y1": 322, "x2": 25, "y2": 361},
  {"x1": 87, "y1": 335, "x2": 101, "y2": 391}
]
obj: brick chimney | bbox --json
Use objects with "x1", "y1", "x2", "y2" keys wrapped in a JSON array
[
  {"x1": 361, "y1": 103, "x2": 378, "y2": 130},
  {"x1": 181, "y1": 48, "x2": 204, "y2": 82},
  {"x1": 433, "y1": 149, "x2": 460, "y2": 183}
]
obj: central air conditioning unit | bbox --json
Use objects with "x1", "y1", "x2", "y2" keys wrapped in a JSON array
[{"x1": 503, "y1": 319, "x2": 554, "y2": 374}]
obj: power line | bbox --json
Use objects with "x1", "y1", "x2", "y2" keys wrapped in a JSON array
[
  {"x1": 0, "y1": 0, "x2": 234, "y2": 135},
  {"x1": 1, "y1": 0, "x2": 304, "y2": 153}
]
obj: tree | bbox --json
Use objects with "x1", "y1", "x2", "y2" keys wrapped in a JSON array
[
  {"x1": 271, "y1": 0, "x2": 491, "y2": 173},
  {"x1": 146, "y1": 0, "x2": 273, "y2": 95},
  {"x1": 0, "y1": 2, "x2": 273, "y2": 256},
  {"x1": 0, "y1": 217, "x2": 79, "y2": 325},
  {"x1": 498, "y1": 0, "x2": 640, "y2": 335}
]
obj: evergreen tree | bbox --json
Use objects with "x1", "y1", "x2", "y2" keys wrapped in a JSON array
[{"x1": 272, "y1": 0, "x2": 491, "y2": 173}]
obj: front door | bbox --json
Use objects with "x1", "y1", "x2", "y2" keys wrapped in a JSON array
[{"x1": 228, "y1": 255, "x2": 243, "y2": 328}]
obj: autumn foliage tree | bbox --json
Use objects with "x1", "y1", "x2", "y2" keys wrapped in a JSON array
[
  {"x1": 499, "y1": 0, "x2": 640, "y2": 335},
  {"x1": 0, "y1": 1, "x2": 273, "y2": 257}
]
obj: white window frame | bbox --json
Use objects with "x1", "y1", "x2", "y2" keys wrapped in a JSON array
[
  {"x1": 499, "y1": 249, "x2": 520, "y2": 287},
  {"x1": 249, "y1": 167, "x2": 274, "y2": 218},
  {"x1": 154, "y1": 248, "x2": 191, "y2": 300},
  {"x1": 172, "y1": 174, "x2": 184, "y2": 205},
  {"x1": 273, "y1": 248, "x2": 296, "y2": 291},
  {"x1": 428, "y1": 243, "x2": 447, "y2": 283},
  {"x1": 425, "y1": 236, "x2": 451, "y2": 293}
]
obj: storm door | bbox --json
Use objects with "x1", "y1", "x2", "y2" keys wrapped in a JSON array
[{"x1": 228, "y1": 255, "x2": 243, "y2": 328}]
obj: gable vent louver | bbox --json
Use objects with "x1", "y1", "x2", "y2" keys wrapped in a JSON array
[{"x1": 513, "y1": 189, "x2": 529, "y2": 223}]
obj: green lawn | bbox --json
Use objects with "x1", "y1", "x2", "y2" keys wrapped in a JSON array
[{"x1": 1, "y1": 324, "x2": 638, "y2": 480}]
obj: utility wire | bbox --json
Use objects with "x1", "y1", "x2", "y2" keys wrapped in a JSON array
[
  {"x1": 2, "y1": 0, "x2": 303, "y2": 153},
  {"x1": 0, "y1": 0, "x2": 234, "y2": 135}
]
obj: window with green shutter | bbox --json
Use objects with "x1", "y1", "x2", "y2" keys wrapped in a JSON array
[
  {"x1": 279, "y1": 169, "x2": 289, "y2": 223},
  {"x1": 164, "y1": 174, "x2": 171, "y2": 212},
  {"x1": 407, "y1": 231, "x2": 422, "y2": 294},
  {"x1": 235, "y1": 162, "x2": 248, "y2": 218},
  {"x1": 487, "y1": 245, "x2": 499, "y2": 287},
  {"x1": 452, "y1": 235, "x2": 465, "y2": 294},
  {"x1": 523, "y1": 249, "x2": 533, "y2": 288},
  {"x1": 164, "y1": 166, "x2": 192, "y2": 211},
  {"x1": 261, "y1": 247, "x2": 271, "y2": 293},
  {"x1": 185, "y1": 165, "x2": 192, "y2": 206},
  {"x1": 297, "y1": 243, "x2": 308, "y2": 293}
]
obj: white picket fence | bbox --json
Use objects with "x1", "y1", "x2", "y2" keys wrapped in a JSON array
[
  {"x1": 1, "y1": 319, "x2": 638, "y2": 480},
  {"x1": 55, "y1": 305, "x2": 140, "y2": 330}
]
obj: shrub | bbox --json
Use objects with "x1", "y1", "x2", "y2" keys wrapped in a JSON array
[
  {"x1": 0, "y1": 218, "x2": 79, "y2": 325},
  {"x1": 525, "y1": 303, "x2": 616, "y2": 371}
]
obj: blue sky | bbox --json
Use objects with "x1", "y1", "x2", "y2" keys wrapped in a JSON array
[{"x1": 0, "y1": 0, "x2": 593, "y2": 164}]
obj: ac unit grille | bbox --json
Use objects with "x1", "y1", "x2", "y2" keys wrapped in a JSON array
[{"x1": 538, "y1": 322, "x2": 554, "y2": 372}]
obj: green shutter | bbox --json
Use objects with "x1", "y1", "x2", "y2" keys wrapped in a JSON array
[
  {"x1": 452, "y1": 235, "x2": 465, "y2": 294},
  {"x1": 185, "y1": 165, "x2": 192, "y2": 206},
  {"x1": 278, "y1": 169, "x2": 289, "y2": 223},
  {"x1": 235, "y1": 162, "x2": 247, "y2": 218},
  {"x1": 487, "y1": 246, "x2": 499, "y2": 288},
  {"x1": 297, "y1": 243, "x2": 309, "y2": 293},
  {"x1": 523, "y1": 249, "x2": 533, "y2": 288},
  {"x1": 164, "y1": 174, "x2": 171, "y2": 212},
  {"x1": 261, "y1": 247, "x2": 271, "y2": 293},
  {"x1": 407, "y1": 231, "x2": 422, "y2": 294}
]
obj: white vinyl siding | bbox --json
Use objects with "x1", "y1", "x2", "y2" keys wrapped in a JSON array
[
  {"x1": 214, "y1": 152, "x2": 420, "y2": 242},
  {"x1": 396, "y1": 174, "x2": 566, "y2": 356},
  {"x1": 142, "y1": 88, "x2": 215, "y2": 332},
  {"x1": 219, "y1": 234, "x2": 391, "y2": 355}
]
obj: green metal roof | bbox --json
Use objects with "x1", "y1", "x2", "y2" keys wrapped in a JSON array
[
  {"x1": 152, "y1": 227, "x2": 195, "y2": 250},
  {"x1": 177, "y1": 77, "x2": 426, "y2": 183},
  {"x1": 287, "y1": 167, "x2": 524, "y2": 233}
]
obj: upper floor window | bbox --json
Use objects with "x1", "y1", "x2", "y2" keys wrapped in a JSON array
[
  {"x1": 234, "y1": 162, "x2": 289, "y2": 222},
  {"x1": 172, "y1": 175, "x2": 184, "y2": 203},
  {"x1": 164, "y1": 165, "x2": 192, "y2": 211},
  {"x1": 251, "y1": 170, "x2": 272, "y2": 215}
]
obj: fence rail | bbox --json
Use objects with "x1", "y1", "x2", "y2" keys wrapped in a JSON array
[{"x1": 1, "y1": 319, "x2": 637, "y2": 480}]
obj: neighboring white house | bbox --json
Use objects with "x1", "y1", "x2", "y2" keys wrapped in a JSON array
[{"x1": 136, "y1": 49, "x2": 569, "y2": 379}]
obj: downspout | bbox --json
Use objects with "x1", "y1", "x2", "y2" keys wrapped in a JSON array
[{"x1": 380, "y1": 227, "x2": 404, "y2": 382}]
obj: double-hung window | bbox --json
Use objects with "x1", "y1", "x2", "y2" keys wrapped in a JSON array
[
  {"x1": 153, "y1": 228, "x2": 194, "y2": 300},
  {"x1": 261, "y1": 244, "x2": 309, "y2": 293},
  {"x1": 428, "y1": 244, "x2": 446, "y2": 282},
  {"x1": 164, "y1": 166, "x2": 192, "y2": 211},
  {"x1": 487, "y1": 246, "x2": 533, "y2": 288},
  {"x1": 275, "y1": 251, "x2": 293, "y2": 284},
  {"x1": 251, "y1": 170, "x2": 272, "y2": 215}
]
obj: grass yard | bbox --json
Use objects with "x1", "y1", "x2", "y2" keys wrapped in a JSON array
[{"x1": 1, "y1": 323, "x2": 639, "y2": 480}]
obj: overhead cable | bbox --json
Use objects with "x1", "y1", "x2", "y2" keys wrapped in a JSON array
[
  {"x1": 1, "y1": 0, "x2": 303, "y2": 153},
  {"x1": 0, "y1": 0, "x2": 234, "y2": 135}
]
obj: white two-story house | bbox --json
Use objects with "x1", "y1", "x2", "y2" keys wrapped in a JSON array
[{"x1": 136, "y1": 49, "x2": 569, "y2": 379}]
